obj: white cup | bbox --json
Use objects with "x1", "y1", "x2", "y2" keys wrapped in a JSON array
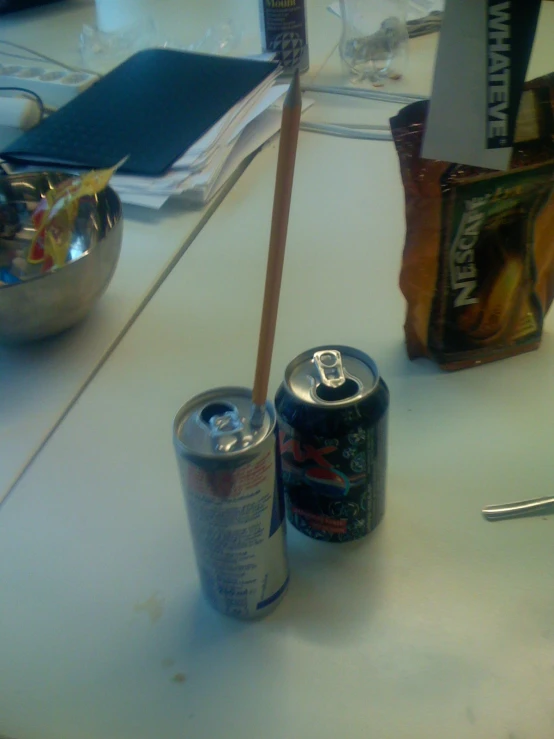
[{"x1": 95, "y1": 0, "x2": 148, "y2": 33}]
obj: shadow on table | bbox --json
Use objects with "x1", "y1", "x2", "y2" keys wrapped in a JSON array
[
  {"x1": 174, "y1": 522, "x2": 388, "y2": 652},
  {"x1": 268, "y1": 524, "x2": 388, "y2": 647},
  {"x1": 380, "y1": 330, "x2": 554, "y2": 380}
]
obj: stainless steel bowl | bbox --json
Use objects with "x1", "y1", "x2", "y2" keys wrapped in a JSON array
[{"x1": 0, "y1": 171, "x2": 123, "y2": 343}]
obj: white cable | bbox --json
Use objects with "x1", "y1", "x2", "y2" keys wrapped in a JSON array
[
  {"x1": 300, "y1": 121, "x2": 392, "y2": 140},
  {"x1": 302, "y1": 83, "x2": 425, "y2": 105},
  {"x1": 325, "y1": 123, "x2": 390, "y2": 130},
  {"x1": 0, "y1": 40, "x2": 100, "y2": 78},
  {"x1": 299, "y1": 83, "x2": 423, "y2": 140}
]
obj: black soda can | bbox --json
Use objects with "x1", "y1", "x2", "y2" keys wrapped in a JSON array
[
  {"x1": 259, "y1": 0, "x2": 309, "y2": 74},
  {"x1": 275, "y1": 346, "x2": 389, "y2": 543}
]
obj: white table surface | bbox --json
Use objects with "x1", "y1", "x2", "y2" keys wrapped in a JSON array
[
  {"x1": 2, "y1": 8, "x2": 554, "y2": 736},
  {"x1": 0, "y1": 0, "x2": 340, "y2": 501}
]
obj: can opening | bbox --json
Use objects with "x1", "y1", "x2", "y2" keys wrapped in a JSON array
[
  {"x1": 200, "y1": 402, "x2": 235, "y2": 426},
  {"x1": 315, "y1": 377, "x2": 360, "y2": 402}
]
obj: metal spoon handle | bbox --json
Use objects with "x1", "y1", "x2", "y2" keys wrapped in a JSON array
[{"x1": 482, "y1": 496, "x2": 554, "y2": 521}]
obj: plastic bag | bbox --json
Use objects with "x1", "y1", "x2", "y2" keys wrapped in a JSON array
[{"x1": 390, "y1": 74, "x2": 554, "y2": 370}]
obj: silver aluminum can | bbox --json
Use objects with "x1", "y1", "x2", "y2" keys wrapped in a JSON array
[{"x1": 173, "y1": 387, "x2": 289, "y2": 619}]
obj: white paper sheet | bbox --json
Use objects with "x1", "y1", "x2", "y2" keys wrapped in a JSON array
[{"x1": 115, "y1": 97, "x2": 314, "y2": 210}]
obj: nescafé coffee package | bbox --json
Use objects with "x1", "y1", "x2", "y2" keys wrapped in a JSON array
[{"x1": 391, "y1": 74, "x2": 554, "y2": 370}]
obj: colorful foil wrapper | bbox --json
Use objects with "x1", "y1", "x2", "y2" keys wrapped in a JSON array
[
  {"x1": 390, "y1": 74, "x2": 554, "y2": 370},
  {"x1": 27, "y1": 163, "x2": 121, "y2": 272}
]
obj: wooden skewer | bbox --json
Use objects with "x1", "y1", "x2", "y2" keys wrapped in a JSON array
[{"x1": 251, "y1": 71, "x2": 302, "y2": 422}]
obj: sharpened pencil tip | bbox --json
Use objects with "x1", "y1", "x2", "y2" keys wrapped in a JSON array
[{"x1": 284, "y1": 69, "x2": 302, "y2": 109}]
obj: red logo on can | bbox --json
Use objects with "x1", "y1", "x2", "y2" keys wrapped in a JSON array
[{"x1": 279, "y1": 430, "x2": 350, "y2": 497}]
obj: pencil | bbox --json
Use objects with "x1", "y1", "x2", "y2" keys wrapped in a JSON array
[{"x1": 251, "y1": 70, "x2": 302, "y2": 422}]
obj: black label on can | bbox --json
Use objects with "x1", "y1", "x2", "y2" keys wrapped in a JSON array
[
  {"x1": 277, "y1": 415, "x2": 387, "y2": 543},
  {"x1": 260, "y1": 0, "x2": 308, "y2": 72}
]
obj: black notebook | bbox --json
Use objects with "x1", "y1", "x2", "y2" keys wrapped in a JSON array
[{"x1": 2, "y1": 49, "x2": 279, "y2": 177}]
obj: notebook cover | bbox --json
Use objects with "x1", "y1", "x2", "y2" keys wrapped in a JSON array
[
  {"x1": 2, "y1": 49, "x2": 278, "y2": 176},
  {"x1": 0, "y1": 0, "x2": 63, "y2": 13}
]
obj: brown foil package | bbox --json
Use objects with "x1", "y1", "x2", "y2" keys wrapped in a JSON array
[{"x1": 390, "y1": 74, "x2": 554, "y2": 370}]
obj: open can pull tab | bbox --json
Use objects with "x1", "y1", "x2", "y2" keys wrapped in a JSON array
[
  {"x1": 313, "y1": 349, "x2": 346, "y2": 388},
  {"x1": 207, "y1": 408, "x2": 245, "y2": 453}
]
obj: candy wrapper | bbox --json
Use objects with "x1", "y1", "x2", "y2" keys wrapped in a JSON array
[
  {"x1": 27, "y1": 163, "x2": 121, "y2": 274},
  {"x1": 391, "y1": 74, "x2": 554, "y2": 370}
]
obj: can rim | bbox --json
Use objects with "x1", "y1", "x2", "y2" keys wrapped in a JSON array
[
  {"x1": 282, "y1": 345, "x2": 381, "y2": 407},
  {"x1": 173, "y1": 386, "x2": 275, "y2": 461}
]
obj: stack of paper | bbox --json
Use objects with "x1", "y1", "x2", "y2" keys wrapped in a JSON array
[
  {"x1": 2, "y1": 49, "x2": 313, "y2": 211},
  {"x1": 112, "y1": 82, "x2": 304, "y2": 210},
  {"x1": 1, "y1": 80, "x2": 311, "y2": 211}
]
